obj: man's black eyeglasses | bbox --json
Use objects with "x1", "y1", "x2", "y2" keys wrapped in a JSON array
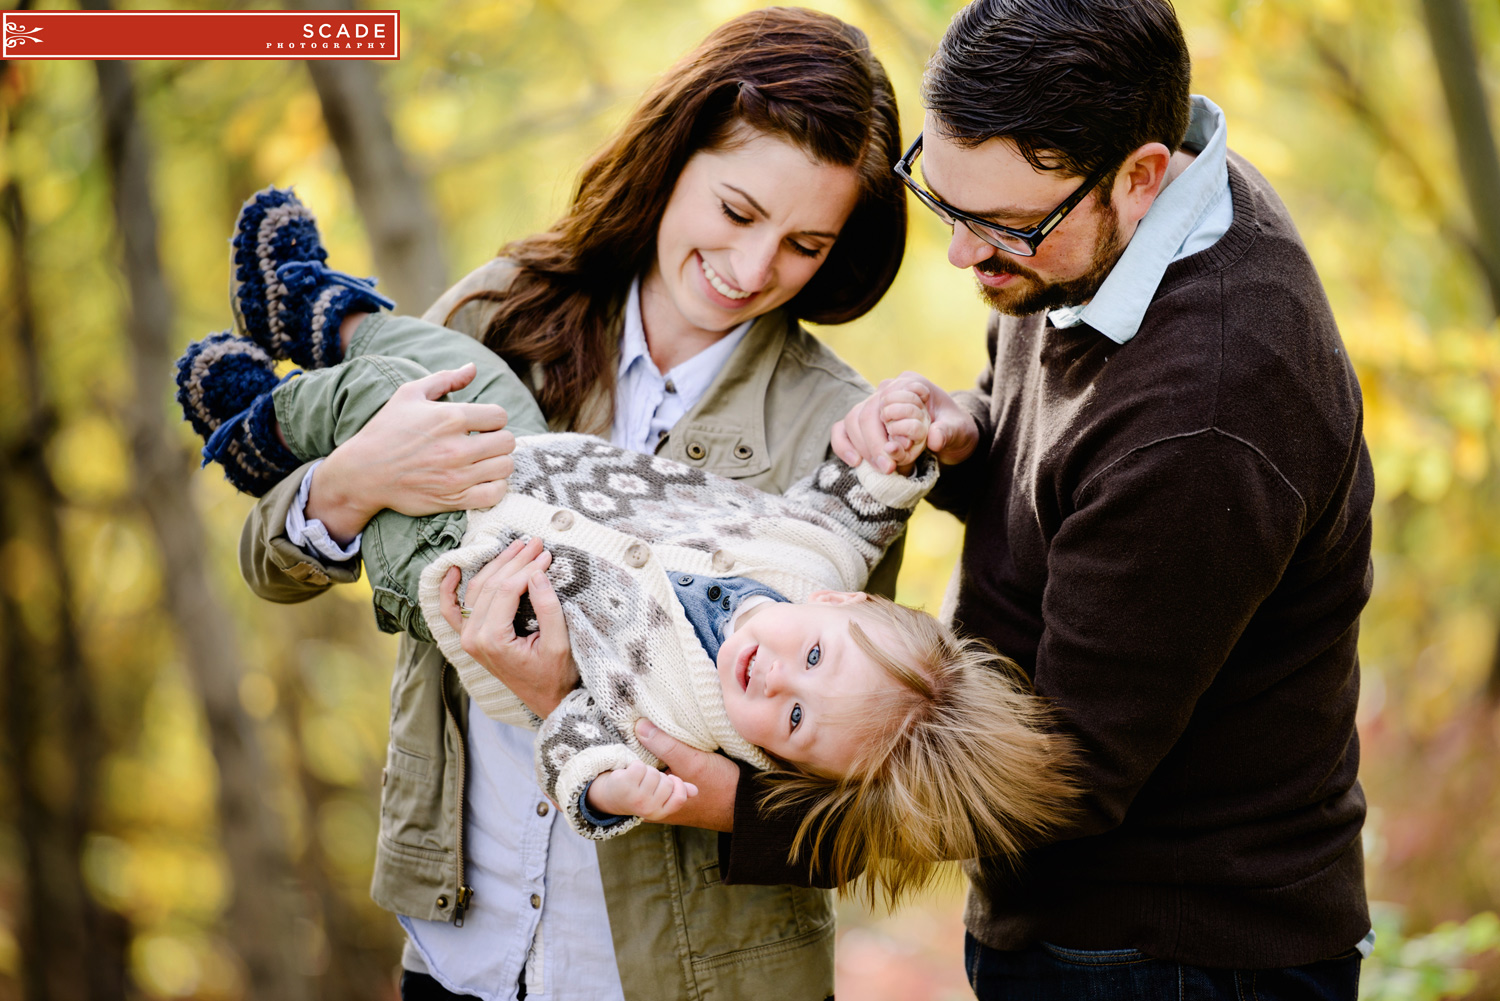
[{"x1": 894, "y1": 134, "x2": 1110, "y2": 258}]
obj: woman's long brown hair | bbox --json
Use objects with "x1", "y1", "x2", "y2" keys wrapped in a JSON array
[{"x1": 456, "y1": 7, "x2": 906, "y2": 433}]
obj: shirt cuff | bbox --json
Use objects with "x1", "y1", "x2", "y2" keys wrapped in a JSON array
[
  {"x1": 719, "y1": 759, "x2": 827, "y2": 888},
  {"x1": 285, "y1": 459, "x2": 362, "y2": 562},
  {"x1": 577, "y1": 780, "x2": 630, "y2": 829}
]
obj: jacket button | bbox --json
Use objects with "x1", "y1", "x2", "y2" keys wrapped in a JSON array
[
  {"x1": 707, "y1": 585, "x2": 722, "y2": 600},
  {"x1": 721, "y1": 598, "x2": 731, "y2": 610},
  {"x1": 711, "y1": 549, "x2": 735, "y2": 572},
  {"x1": 686, "y1": 442, "x2": 707, "y2": 461},
  {"x1": 536, "y1": 802, "x2": 549, "y2": 817},
  {"x1": 734, "y1": 444, "x2": 753, "y2": 460},
  {"x1": 530, "y1": 893, "x2": 542, "y2": 909},
  {"x1": 550, "y1": 510, "x2": 575, "y2": 530},
  {"x1": 624, "y1": 543, "x2": 649, "y2": 568},
  {"x1": 437, "y1": 895, "x2": 449, "y2": 909},
  {"x1": 677, "y1": 575, "x2": 693, "y2": 586}
]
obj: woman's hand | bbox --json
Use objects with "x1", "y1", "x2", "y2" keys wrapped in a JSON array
[
  {"x1": 831, "y1": 371, "x2": 979, "y2": 474},
  {"x1": 438, "y1": 537, "x2": 580, "y2": 718},
  {"x1": 306, "y1": 363, "x2": 517, "y2": 544},
  {"x1": 587, "y1": 760, "x2": 698, "y2": 822},
  {"x1": 631, "y1": 719, "x2": 739, "y2": 832}
]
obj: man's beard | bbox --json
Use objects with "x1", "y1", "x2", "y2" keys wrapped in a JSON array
[{"x1": 973, "y1": 208, "x2": 1124, "y2": 317}]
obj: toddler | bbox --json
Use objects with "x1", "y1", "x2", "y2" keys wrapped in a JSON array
[{"x1": 176, "y1": 189, "x2": 1077, "y2": 900}]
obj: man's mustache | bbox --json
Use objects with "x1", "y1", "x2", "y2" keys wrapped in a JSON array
[{"x1": 976, "y1": 255, "x2": 1040, "y2": 282}]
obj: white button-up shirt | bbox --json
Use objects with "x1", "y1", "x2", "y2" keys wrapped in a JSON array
[{"x1": 610, "y1": 278, "x2": 752, "y2": 453}]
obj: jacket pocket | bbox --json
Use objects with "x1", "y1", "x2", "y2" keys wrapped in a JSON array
[
  {"x1": 378, "y1": 745, "x2": 450, "y2": 856},
  {"x1": 377, "y1": 638, "x2": 455, "y2": 857},
  {"x1": 672, "y1": 827, "x2": 835, "y2": 964}
]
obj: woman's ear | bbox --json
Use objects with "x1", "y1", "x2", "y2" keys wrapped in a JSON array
[{"x1": 807, "y1": 590, "x2": 871, "y2": 606}]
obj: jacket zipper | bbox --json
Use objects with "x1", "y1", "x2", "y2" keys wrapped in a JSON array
[{"x1": 440, "y1": 662, "x2": 474, "y2": 926}]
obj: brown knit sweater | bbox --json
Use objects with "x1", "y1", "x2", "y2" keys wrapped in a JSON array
[{"x1": 724, "y1": 154, "x2": 1374, "y2": 969}]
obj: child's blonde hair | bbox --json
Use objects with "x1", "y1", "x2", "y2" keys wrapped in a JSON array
[{"x1": 759, "y1": 595, "x2": 1080, "y2": 907}]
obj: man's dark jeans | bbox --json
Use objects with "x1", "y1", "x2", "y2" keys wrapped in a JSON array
[
  {"x1": 398, "y1": 971, "x2": 488, "y2": 1000},
  {"x1": 965, "y1": 934, "x2": 1361, "y2": 1001}
]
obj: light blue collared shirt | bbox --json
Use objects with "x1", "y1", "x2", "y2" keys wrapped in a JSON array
[
  {"x1": 610, "y1": 278, "x2": 752, "y2": 452},
  {"x1": 1048, "y1": 95, "x2": 1234, "y2": 345}
]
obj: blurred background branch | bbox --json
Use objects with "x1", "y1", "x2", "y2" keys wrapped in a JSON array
[
  {"x1": 93, "y1": 49, "x2": 313, "y2": 1001},
  {"x1": 291, "y1": 0, "x2": 448, "y2": 315},
  {"x1": 1, "y1": 68, "x2": 128, "y2": 999},
  {"x1": 1421, "y1": 0, "x2": 1500, "y2": 317}
]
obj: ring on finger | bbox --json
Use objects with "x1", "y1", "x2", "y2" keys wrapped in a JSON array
[{"x1": 459, "y1": 598, "x2": 473, "y2": 619}]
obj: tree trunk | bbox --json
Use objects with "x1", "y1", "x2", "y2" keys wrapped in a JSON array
[
  {"x1": 0, "y1": 173, "x2": 129, "y2": 1001},
  {"x1": 1420, "y1": 0, "x2": 1500, "y2": 314},
  {"x1": 1419, "y1": 0, "x2": 1500, "y2": 702},
  {"x1": 293, "y1": 0, "x2": 448, "y2": 314},
  {"x1": 92, "y1": 57, "x2": 313, "y2": 1001}
]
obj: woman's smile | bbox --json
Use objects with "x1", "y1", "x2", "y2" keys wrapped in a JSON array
[{"x1": 699, "y1": 253, "x2": 755, "y2": 302}]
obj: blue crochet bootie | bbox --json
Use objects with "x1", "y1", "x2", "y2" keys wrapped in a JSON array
[
  {"x1": 230, "y1": 186, "x2": 394, "y2": 369},
  {"x1": 174, "y1": 331, "x2": 302, "y2": 497}
]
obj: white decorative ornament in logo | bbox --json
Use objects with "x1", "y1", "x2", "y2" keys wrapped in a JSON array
[{"x1": 4, "y1": 18, "x2": 44, "y2": 50}]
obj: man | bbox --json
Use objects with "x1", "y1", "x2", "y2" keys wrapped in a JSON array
[{"x1": 826, "y1": 0, "x2": 1373, "y2": 997}]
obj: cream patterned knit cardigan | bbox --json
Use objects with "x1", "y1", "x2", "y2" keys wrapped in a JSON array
[{"x1": 417, "y1": 433, "x2": 935, "y2": 839}]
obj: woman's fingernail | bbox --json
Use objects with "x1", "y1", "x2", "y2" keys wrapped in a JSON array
[{"x1": 636, "y1": 719, "x2": 658, "y2": 739}]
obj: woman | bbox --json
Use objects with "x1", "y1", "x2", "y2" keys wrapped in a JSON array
[{"x1": 239, "y1": 9, "x2": 906, "y2": 1000}]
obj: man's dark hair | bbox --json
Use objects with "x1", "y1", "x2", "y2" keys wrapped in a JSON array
[{"x1": 924, "y1": 0, "x2": 1192, "y2": 191}]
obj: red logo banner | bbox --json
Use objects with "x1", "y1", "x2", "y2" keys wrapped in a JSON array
[{"x1": 1, "y1": 9, "x2": 400, "y2": 60}]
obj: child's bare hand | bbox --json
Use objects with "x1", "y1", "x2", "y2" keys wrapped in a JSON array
[
  {"x1": 586, "y1": 760, "x2": 698, "y2": 823},
  {"x1": 879, "y1": 384, "x2": 933, "y2": 474}
]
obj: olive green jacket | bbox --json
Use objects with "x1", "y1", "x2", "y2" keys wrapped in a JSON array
[{"x1": 237, "y1": 260, "x2": 901, "y2": 1001}]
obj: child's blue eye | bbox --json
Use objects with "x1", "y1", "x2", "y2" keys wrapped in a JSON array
[
  {"x1": 807, "y1": 645, "x2": 821, "y2": 667},
  {"x1": 790, "y1": 704, "x2": 803, "y2": 731}
]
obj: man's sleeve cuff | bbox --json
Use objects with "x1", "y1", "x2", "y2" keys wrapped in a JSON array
[{"x1": 718, "y1": 760, "x2": 827, "y2": 888}]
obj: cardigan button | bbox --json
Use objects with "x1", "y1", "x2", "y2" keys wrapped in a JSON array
[
  {"x1": 707, "y1": 585, "x2": 722, "y2": 601},
  {"x1": 677, "y1": 575, "x2": 693, "y2": 586},
  {"x1": 686, "y1": 442, "x2": 707, "y2": 461},
  {"x1": 733, "y1": 444, "x2": 753, "y2": 460},
  {"x1": 550, "y1": 510, "x2": 575, "y2": 530},
  {"x1": 711, "y1": 549, "x2": 735, "y2": 572},
  {"x1": 624, "y1": 543, "x2": 649, "y2": 568}
]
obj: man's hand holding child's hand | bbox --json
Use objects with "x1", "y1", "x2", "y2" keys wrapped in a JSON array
[
  {"x1": 832, "y1": 371, "x2": 979, "y2": 474},
  {"x1": 588, "y1": 760, "x2": 698, "y2": 822}
]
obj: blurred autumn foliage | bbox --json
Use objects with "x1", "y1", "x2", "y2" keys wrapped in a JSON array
[{"x1": 2, "y1": 1, "x2": 1500, "y2": 999}]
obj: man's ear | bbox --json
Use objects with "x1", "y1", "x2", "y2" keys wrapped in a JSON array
[
  {"x1": 807, "y1": 590, "x2": 871, "y2": 606},
  {"x1": 1112, "y1": 141, "x2": 1172, "y2": 227}
]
